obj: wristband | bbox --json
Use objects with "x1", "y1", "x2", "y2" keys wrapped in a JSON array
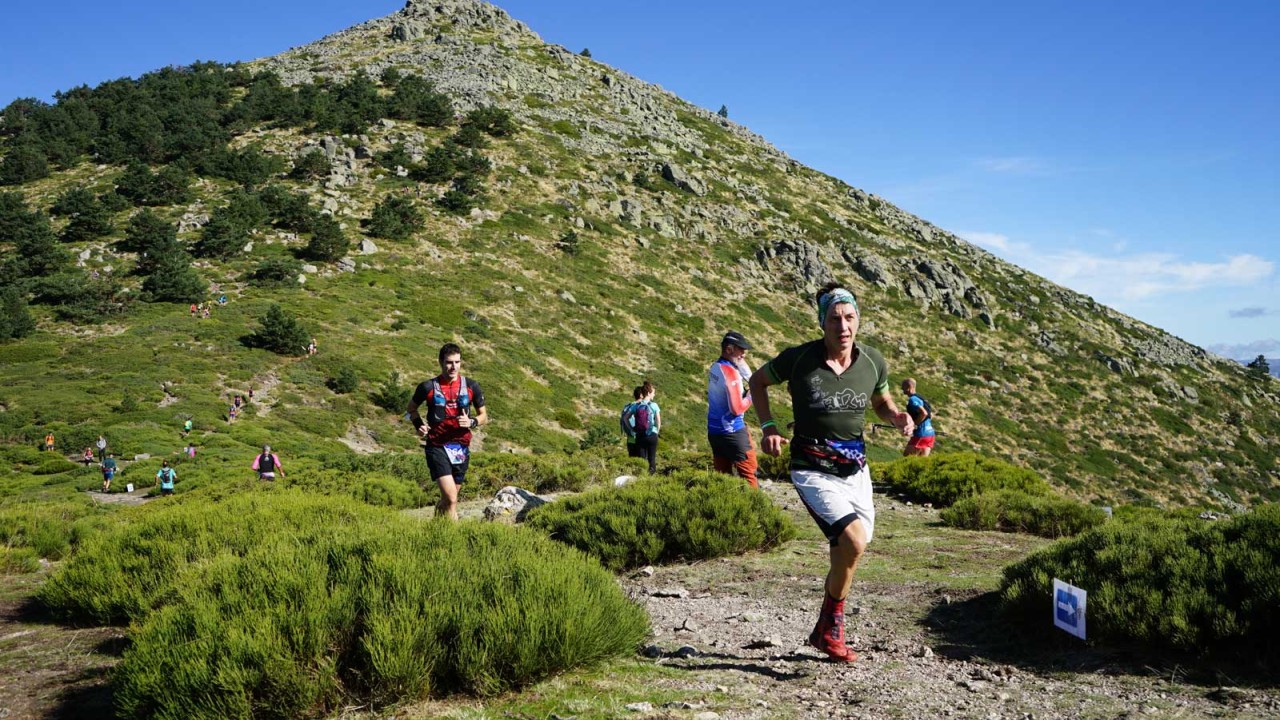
[{"x1": 761, "y1": 420, "x2": 778, "y2": 431}]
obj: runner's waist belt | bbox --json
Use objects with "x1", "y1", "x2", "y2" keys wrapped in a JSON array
[{"x1": 795, "y1": 436, "x2": 867, "y2": 477}]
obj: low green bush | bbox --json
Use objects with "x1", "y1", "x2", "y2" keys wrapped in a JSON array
[
  {"x1": 0, "y1": 496, "x2": 107, "y2": 560},
  {"x1": 525, "y1": 470, "x2": 796, "y2": 571},
  {"x1": 95, "y1": 494, "x2": 646, "y2": 718},
  {"x1": 877, "y1": 452, "x2": 1049, "y2": 506},
  {"x1": 0, "y1": 546, "x2": 40, "y2": 574},
  {"x1": 1000, "y1": 504, "x2": 1280, "y2": 659},
  {"x1": 941, "y1": 490, "x2": 1108, "y2": 538}
]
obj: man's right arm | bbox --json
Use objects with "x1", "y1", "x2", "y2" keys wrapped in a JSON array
[
  {"x1": 749, "y1": 365, "x2": 787, "y2": 456},
  {"x1": 407, "y1": 383, "x2": 429, "y2": 436}
]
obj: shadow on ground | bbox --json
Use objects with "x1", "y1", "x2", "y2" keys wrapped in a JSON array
[{"x1": 922, "y1": 589, "x2": 1277, "y2": 688}]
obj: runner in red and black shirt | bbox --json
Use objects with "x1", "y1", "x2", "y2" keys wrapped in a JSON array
[{"x1": 407, "y1": 343, "x2": 488, "y2": 521}]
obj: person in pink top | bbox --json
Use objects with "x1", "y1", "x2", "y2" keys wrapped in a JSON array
[{"x1": 252, "y1": 445, "x2": 285, "y2": 481}]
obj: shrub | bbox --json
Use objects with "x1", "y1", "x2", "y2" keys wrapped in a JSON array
[
  {"x1": 0, "y1": 140, "x2": 50, "y2": 185},
  {"x1": 290, "y1": 149, "x2": 331, "y2": 180},
  {"x1": 258, "y1": 184, "x2": 316, "y2": 233},
  {"x1": 328, "y1": 365, "x2": 359, "y2": 394},
  {"x1": 303, "y1": 213, "x2": 348, "y2": 261},
  {"x1": 3, "y1": 213, "x2": 68, "y2": 278},
  {"x1": 245, "y1": 258, "x2": 303, "y2": 288},
  {"x1": 142, "y1": 254, "x2": 207, "y2": 303},
  {"x1": 0, "y1": 497, "x2": 106, "y2": 562},
  {"x1": 437, "y1": 187, "x2": 479, "y2": 215},
  {"x1": 30, "y1": 271, "x2": 132, "y2": 322},
  {"x1": 1000, "y1": 505, "x2": 1280, "y2": 660},
  {"x1": 45, "y1": 492, "x2": 647, "y2": 716},
  {"x1": 0, "y1": 286, "x2": 37, "y2": 340},
  {"x1": 463, "y1": 106, "x2": 517, "y2": 137},
  {"x1": 876, "y1": 452, "x2": 1049, "y2": 506},
  {"x1": 370, "y1": 370, "x2": 410, "y2": 413},
  {"x1": 366, "y1": 195, "x2": 421, "y2": 239},
  {"x1": 114, "y1": 162, "x2": 193, "y2": 206},
  {"x1": 376, "y1": 143, "x2": 414, "y2": 171},
  {"x1": 387, "y1": 75, "x2": 453, "y2": 127},
  {"x1": 247, "y1": 304, "x2": 309, "y2": 356},
  {"x1": 940, "y1": 490, "x2": 1108, "y2": 538},
  {"x1": 525, "y1": 470, "x2": 796, "y2": 571},
  {"x1": 199, "y1": 144, "x2": 285, "y2": 186}
]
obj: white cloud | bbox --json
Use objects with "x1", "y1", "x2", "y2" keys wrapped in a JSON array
[
  {"x1": 1207, "y1": 338, "x2": 1280, "y2": 358},
  {"x1": 958, "y1": 230, "x2": 1275, "y2": 302},
  {"x1": 1229, "y1": 307, "x2": 1272, "y2": 318},
  {"x1": 975, "y1": 157, "x2": 1048, "y2": 175}
]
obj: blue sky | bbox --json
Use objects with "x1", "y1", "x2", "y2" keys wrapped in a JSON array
[{"x1": 3, "y1": 0, "x2": 1276, "y2": 358}]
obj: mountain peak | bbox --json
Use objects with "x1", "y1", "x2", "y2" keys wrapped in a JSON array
[{"x1": 391, "y1": 0, "x2": 538, "y2": 43}]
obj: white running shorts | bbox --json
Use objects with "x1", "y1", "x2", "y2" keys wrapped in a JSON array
[{"x1": 791, "y1": 466, "x2": 875, "y2": 546}]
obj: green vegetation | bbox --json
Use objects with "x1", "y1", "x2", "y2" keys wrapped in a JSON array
[
  {"x1": 940, "y1": 489, "x2": 1108, "y2": 538},
  {"x1": 39, "y1": 492, "x2": 648, "y2": 717},
  {"x1": 1001, "y1": 505, "x2": 1280, "y2": 660},
  {"x1": 525, "y1": 471, "x2": 796, "y2": 571},
  {"x1": 247, "y1": 304, "x2": 310, "y2": 356},
  {"x1": 877, "y1": 453, "x2": 1050, "y2": 506}
]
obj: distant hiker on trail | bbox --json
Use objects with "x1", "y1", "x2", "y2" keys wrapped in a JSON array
[
  {"x1": 189, "y1": 303, "x2": 197, "y2": 317},
  {"x1": 182, "y1": 419, "x2": 193, "y2": 437},
  {"x1": 248, "y1": 386, "x2": 255, "y2": 403},
  {"x1": 708, "y1": 330, "x2": 758, "y2": 488},
  {"x1": 253, "y1": 445, "x2": 284, "y2": 481},
  {"x1": 407, "y1": 343, "x2": 488, "y2": 521},
  {"x1": 228, "y1": 404, "x2": 238, "y2": 423},
  {"x1": 620, "y1": 386, "x2": 644, "y2": 458},
  {"x1": 100, "y1": 453, "x2": 118, "y2": 493},
  {"x1": 233, "y1": 395, "x2": 243, "y2": 410},
  {"x1": 82, "y1": 447, "x2": 95, "y2": 466},
  {"x1": 97, "y1": 434, "x2": 107, "y2": 458},
  {"x1": 44, "y1": 432, "x2": 55, "y2": 452},
  {"x1": 218, "y1": 294, "x2": 227, "y2": 305},
  {"x1": 901, "y1": 378, "x2": 936, "y2": 457},
  {"x1": 749, "y1": 282, "x2": 914, "y2": 663},
  {"x1": 622, "y1": 380, "x2": 661, "y2": 473},
  {"x1": 156, "y1": 461, "x2": 177, "y2": 496},
  {"x1": 182, "y1": 443, "x2": 196, "y2": 459},
  {"x1": 307, "y1": 338, "x2": 318, "y2": 356}
]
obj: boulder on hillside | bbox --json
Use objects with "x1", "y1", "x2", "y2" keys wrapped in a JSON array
[
  {"x1": 483, "y1": 486, "x2": 549, "y2": 523},
  {"x1": 757, "y1": 239, "x2": 834, "y2": 296},
  {"x1": 846, "y1": 251, "x2": 896, "y2": 290},
  {"x1": 660, "y1": 162, "x2": 707, "y2": 196}
]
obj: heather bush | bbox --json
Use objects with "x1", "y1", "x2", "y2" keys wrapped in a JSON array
[
  {"x1": 941, "y1": 489, "x2": 1108, "y2": 538},
  {"x1": 469, "y1": 449, "x2": 646, "y2": 495},
  {"x1": 1000, "y1": 504, "x2": 1280, "y2": 659},
  {"x1": 525, "y1": 470, "x2": 796, "y2": 571},
  {"x1": 877, "y1": 452, "x2": 1048, "y2": 506},
  {"x1": 45, "y1": 492, "x2": 648, "y2": 717}
]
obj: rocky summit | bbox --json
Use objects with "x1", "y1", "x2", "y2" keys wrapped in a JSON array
[{"x1": 1, "y1": 0, "x2": 1277, "y2": 509}]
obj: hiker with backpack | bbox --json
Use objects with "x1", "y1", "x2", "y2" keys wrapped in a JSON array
[
  {"x1": 620, "y1": 385, "x2": 645, "y2": 458},
  {"x1": 623, "y1": 381, "x2": 661, "y2": 473},
  {"x1": 901, "y1": 378, "x2": 937, "y2": 456},
  {"x1": 156, "y1": 460, "x2": 177, "y2": 496},
  {"x1": 253, "y1": 445, "x2": 285, "y2": 481},
  {"x1": 407, "y1": 343, "x2": 488, "y2": 521},
  {"x1": 707, "y1": 330, "x2": 758, "y2": 488},
  {"x1": 100, "y1": 452, "x2": 118, "y2": 493},
  {"x1": 749, "y1": 282, "x2": 914, "y2": 663}
]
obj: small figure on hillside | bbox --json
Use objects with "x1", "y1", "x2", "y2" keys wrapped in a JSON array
[
  {"x1": 100, "y1": 452, "x2": 118, "y2": 493},
  {"x1": 620, "y1": 385, "x2": 645, "y2": 458},
  {"x1": 189, "y1": 303, "x2": 198, "y2": 317},
  {"x1": 407, "y1": 343, "x2": 489, "y2": 521},
  {"x1": 184, "y1": 443, "x2": 196, "y2": 459},
  {"x1": 233, "y1": 395, "x2": 243, "y2": 410},
  {"x1": 82, "y1": 447, "x2": 95, "y2": 466},
  {"x1": 228, "y1": 404, "x2": 238, "y2": 423},
  {"x1": 202, "y1": 305, "x2": 211, "y2": 319},
  {"x1": 708, "y1": 330, "x2": 758, "y2": 488},
  {"x1": 307, "y1": 338, "x2": 318, "y2": 356},
  {"x1": 622, "y1": 380, "x2": 661, "y2": 474},
  {"x1": 44, "y1": 432, "x2": 55, "y2": 452},
  {"x1": 749, "y1": 282, "x2": 914, "y2": 663},
  {"x1": 248, "y1": 386, "x2": 255, "y2": 403},
  {"x1": 900, "y1": 378, "x2": 937, "y2": 457},
  {"x1": 96, "y1": 434, "x2": 107, "y2": 458},
  {"x1": 156, "y1": 460, "x2": 177, "y2": 496},
  {"x1": 182, "y1": 418, "x2": 193, "y2": 437},
  {"x1": 218, "y1": 294, "x2": 227, "y2": 305},
  {"x1": 253, "y1": 445, "x2": 285, "y2": 481}
]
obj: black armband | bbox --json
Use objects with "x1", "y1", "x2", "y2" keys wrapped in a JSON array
[{"x1": 411, "y1": 416, "x2": 426, "y2": 431}]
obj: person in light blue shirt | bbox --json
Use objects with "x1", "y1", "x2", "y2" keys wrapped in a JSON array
[{"x1": 156, "y1": 461, "x2": 177, "y2": 496}]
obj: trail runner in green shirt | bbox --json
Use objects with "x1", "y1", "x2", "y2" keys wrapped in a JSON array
[{"x1": 749, "y1": 282, "x2": 914, "y2": 663}]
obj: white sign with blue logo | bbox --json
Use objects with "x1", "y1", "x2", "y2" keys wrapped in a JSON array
[{"x1": 1053, "y1": 579, "x2": 1087, "y2": 639}]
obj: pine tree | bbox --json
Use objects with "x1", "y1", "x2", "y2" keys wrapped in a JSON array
[
  {"x1": 0, "y1": 286, "x2": 36, "y2": 340},
  {"x1": 366, "y1": 195, "x2": 421, "y2": 239},
  {"x1": 249, "y1": 304, "x2": 310, "y2": 356},
  {"x1": 142, "y1": 254, "x2": 207, "y2": 303},
  {"x1": 1246, "y1": 355, "x2": 1271, "y2": 380},
  {"x1": 717, "y1": 105, "x2": 729, "y2": 118},
  {"x1": 304, "y1": 214, "x2": 348, "y2": 261}
]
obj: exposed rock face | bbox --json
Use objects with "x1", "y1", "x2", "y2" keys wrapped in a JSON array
[
  {"x1": 1094, "y1": 351, "x2": 1136, "y2": 376},
  {"x1": 755, "y1": 239, "x2": 833, "y2": 296},
  {"x1": 846, "y1": 251, "x2": 895, "y2": 290}
]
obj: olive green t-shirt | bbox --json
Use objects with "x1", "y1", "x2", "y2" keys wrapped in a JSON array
[{"x1": 763, "y1": 340, "x2": 890, "y2": 471}]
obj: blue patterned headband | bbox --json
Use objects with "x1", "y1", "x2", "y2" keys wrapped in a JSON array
[{"x1": 818, "y1": 288, "x2": 858, "y2": 326}]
